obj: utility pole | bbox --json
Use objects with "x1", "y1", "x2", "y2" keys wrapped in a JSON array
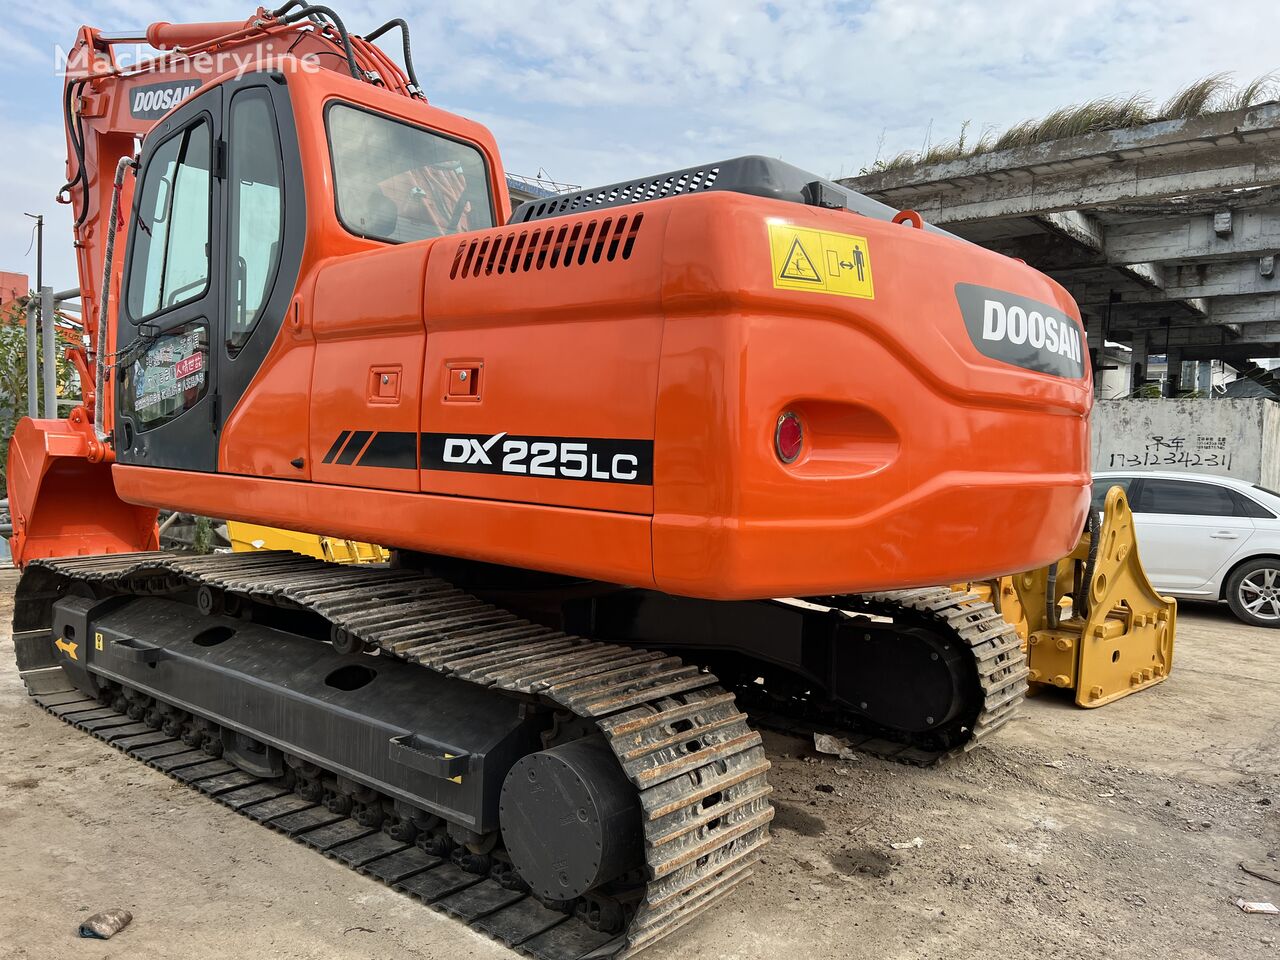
[{"x1": 23, "y1": 213, "x2": 43, "y2": 418}]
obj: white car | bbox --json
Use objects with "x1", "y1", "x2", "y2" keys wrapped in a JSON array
[{"x1": 1093, "y1": 470, "x2": 1280, "y2": 627}]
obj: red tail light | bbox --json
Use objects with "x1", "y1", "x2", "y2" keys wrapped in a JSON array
[{"x1": 775, "y1": 412, "x2": 803, "y2": 463}]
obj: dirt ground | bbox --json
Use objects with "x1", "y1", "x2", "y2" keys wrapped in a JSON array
[{"x1": 1, "y1": 570, "x2": 1277, "y2": 960}]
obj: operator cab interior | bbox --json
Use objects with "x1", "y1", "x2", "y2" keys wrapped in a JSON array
[{"x1": 326, "y1": 101, "x2": 495, "y2": 242}]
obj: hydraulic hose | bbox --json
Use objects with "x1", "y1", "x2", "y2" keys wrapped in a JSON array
[
  {"x1": 1045, "y1": 564, "x2": 1058, "y2": 630},
  {"x1": 94, "y1": 156, "x2": 135, "y2": 444},
  {"x1": 277, "y1": 4, "x2": 362, "y2": 79},
  {"x1": 1080, "y1": 510, "x2": 1100, "y2": 618},
  {"x1": 365, "y1": 18, "x2": 424, "y2": 98}
]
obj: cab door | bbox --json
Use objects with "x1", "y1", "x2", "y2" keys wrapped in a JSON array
[
  {"x1": 117, "y1": 73, "x2": 304, "y2": 476},
  {"x1": 116, "y1": 88, "x2": 223, "y2": 470}
]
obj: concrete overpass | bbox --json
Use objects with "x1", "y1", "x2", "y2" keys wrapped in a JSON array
[{"x1": 840, "y1": 102, "x2": 1280, "y2": 395}]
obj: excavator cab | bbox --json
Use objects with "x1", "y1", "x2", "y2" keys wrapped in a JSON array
[{"x1": 113, "y1": 65, "x2": 502, "y2": 472}]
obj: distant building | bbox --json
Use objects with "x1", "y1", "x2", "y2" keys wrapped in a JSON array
[
  {"x1": 0, "y1": 272, "x2": 28, "y2": 312},
  {"x1": 505, "y1": 173, "x2": 578, "y2": 213}
]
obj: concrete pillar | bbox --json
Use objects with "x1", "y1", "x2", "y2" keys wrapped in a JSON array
[
  {"x1": 40, "y1": 285, "x2": 55, "y2": 419},
  {"x1": 24, "y1": 298, "x2": 38, "y2": 418},
  {"x1": 1129, "y1": 332, "x2": 1149, "y2": 397},
  {"x1": 1163, "y1": 347, "x2": 1184, "y2": 397},
  {"x1": 1085, "y1": 317, "x2": 1106, "y2": 397}
]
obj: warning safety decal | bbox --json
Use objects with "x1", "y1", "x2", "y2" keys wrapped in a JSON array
[{"x1": 768, "y1": 223, "x2": 874, "y2": 300}]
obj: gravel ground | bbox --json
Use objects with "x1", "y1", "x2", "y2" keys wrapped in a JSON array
[{"x1": 1, "y1": 569, "x2": 1276, "y2": 960}]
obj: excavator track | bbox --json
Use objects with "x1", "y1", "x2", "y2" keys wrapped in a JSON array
[
  {"x1": 14, "y1": 552, "x2": 774, "y2": 960},
  {"x1": 732, "y1": 588, "x2": 1030, "y2": 767}
]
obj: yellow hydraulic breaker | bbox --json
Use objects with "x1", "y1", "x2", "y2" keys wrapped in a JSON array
[
  {"x1": 1003, "y1": 485, "x2": 1176, "y2": 706},
  {"x1": 227, "y1": 521, "x2": 390, "y2": 565}
]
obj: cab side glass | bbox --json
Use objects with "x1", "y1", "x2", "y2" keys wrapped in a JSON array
[
  {"x1": 127, "y1": 120, "x2": 212, "y2": 319},
  {"x1": 126, "y1": 322, "x2": 210, "y2": 430},
  {"x1": 327, "y1": 102, "x2": 495, "y2": 243},
  {"x1": 226, "y1": 88, "x2": 284, "y2": 353}
]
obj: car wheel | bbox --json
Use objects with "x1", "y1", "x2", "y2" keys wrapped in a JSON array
[{"x1": 1226, "y1": 559, "x2": 1280, "y2": 627}]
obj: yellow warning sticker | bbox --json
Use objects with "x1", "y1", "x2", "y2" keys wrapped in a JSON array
[
  {"x1": 768, "y1": 223, "x2": 874, "y2": 300},
  {"x1": 95, "y1": 631, "x2": 104, "y2": 652}
]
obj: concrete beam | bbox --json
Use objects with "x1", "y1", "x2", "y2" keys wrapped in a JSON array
[
  {"x1": 964, "y1": 206, "x2": 1280, "y2": 268},
  {"x1": 1166, "y1": 324, "x2": 1280, "y2": 347},
  {"x1": 1108, "y1": 321, "x2": 1242, "y2": 340},
  {"x1": 861, "y1": 143, "x2": 1280, "y2": 224},
  {"x1": 1212, "y1": 293, "x2": 1280, "y2": 324},
  {"x1": 978, "y1": 233, "x2": 1105, "y2": 270},
  {"x1": 844, "y1": 101, "x2": 1280, "y2": 196},
  {"x1": 1105, "y1": 294, "x2": 1279, "y2": 326},
  {"x1": 1037, "y1": 210, "x2": 1104, "y2": 251},
  {"x1": 1065, "y1": 258, "x2": 1280, "y2": 305},
  {"x1": 1029, "y1": 215, "x2": 1170, "y2": 289},
  {"x1": 1105, "y1": 206, "x2": 1280, "y2": 264},
  {"x1": 1101, "y1": 325, "x2": 1280, "y2": 355}
]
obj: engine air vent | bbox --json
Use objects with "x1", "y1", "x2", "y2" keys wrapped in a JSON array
[
  {"x1": 508, "y1": 155, "x2": 958, "y2": 240},
  {"x1": 449, "y1": 214, "x2": 644, "y2": 280},
  {"x1": 516, "y1": 168, "x2": 719, "y2": 222}
]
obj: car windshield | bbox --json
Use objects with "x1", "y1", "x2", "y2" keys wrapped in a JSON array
[{"x1": 327, "y1": 103, "x2": 494, "y2": 243}]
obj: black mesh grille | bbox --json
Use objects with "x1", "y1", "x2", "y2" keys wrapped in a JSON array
[
  {"x1": 448, "y1": 213, "x2": 645, "y2": 280},
  {"x1": 507, "y1": 155, "x2": 955, "y2": 239},
  {"x1": 513, "y1": 167, "x2": 720, "y2": 222}
]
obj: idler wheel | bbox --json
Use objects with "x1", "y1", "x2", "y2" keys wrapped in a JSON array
[{"x1": 499, "y1": 737, "x2": 641, "y2": 901}]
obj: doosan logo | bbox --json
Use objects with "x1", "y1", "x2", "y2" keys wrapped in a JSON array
[
  {"x1": 955, "y1": 282, "x2": 1086, "y2": 379},
  {"x1": 980, "y1": 299, "x2": 1082, "y2": 364},
  {"x1": 130, "y1": 81, "x2": 202, "y2": 120}
]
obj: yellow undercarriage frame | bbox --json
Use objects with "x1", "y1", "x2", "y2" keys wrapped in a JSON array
[
  {"x1": 227, "y1": 521, "x2": 389, "y2": 565},
  {"x1": 965, "y1": 486, "x2": 1176, "y2": 707}
]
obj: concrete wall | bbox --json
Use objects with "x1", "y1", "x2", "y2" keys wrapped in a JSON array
[
  {"x1": 1092, "y1": 399, "x2": 1279, "y2": 483},
  {"x1": 1263, "y1": 403, "x2": 1280, "y2": 491}
]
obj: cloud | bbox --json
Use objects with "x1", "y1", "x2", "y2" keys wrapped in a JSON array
[
  {"x1": 2, "y1": 0, "x2": 1278, "y2": 290},
  {"x1": 0, "y1": 115, "x2": 76, "y2": 290}
]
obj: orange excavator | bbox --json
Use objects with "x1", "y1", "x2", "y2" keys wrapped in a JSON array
[{"x1": 7, "y1": 5, "x2": 1092, "y2": 956}]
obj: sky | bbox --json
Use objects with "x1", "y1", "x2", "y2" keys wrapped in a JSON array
[{"x1": 1, "y1": 0, "x2": 1277, "y2": 290}]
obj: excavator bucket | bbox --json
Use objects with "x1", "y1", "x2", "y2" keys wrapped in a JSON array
[
  {"x1": 6, "y1": 416, "x2": 158, "y2": 565},
  {"x1": 1004, "y1": 485, "x2": 1176, "y2": 707}
]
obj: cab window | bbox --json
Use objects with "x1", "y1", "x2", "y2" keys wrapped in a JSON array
[
  {"x1": 326, "y1": 102, "x2": 494, "y2": 243},
  {"x1": 226, "y1": 88, "x2": 283, "y2": 353},
  {"x1": 127, "y1": 119, "x2": 212, "y2": 319}
]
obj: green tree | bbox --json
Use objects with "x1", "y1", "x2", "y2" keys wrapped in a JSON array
[{"x1": 0, "y1": 296, "x2": 80, "y2": 490}]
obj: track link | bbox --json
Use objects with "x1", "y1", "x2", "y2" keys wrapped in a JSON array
[
  {"x1": 746, "y1": 587, "x2": 1030, "y2": 767},
  {"x1": 15, "y1": 552, "x2": 773, "y2": 959}
]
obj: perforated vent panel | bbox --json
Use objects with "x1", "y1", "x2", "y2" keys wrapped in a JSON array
[
  {"x1": 448, "y1": 213, "x2": 645, "y2": 280},
  {"x1": 515, "y1": 168, "x2": 719, "y2": 222},
  {"x1": 508, "y1": 155, "x2": 958, "y2": 240}
]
